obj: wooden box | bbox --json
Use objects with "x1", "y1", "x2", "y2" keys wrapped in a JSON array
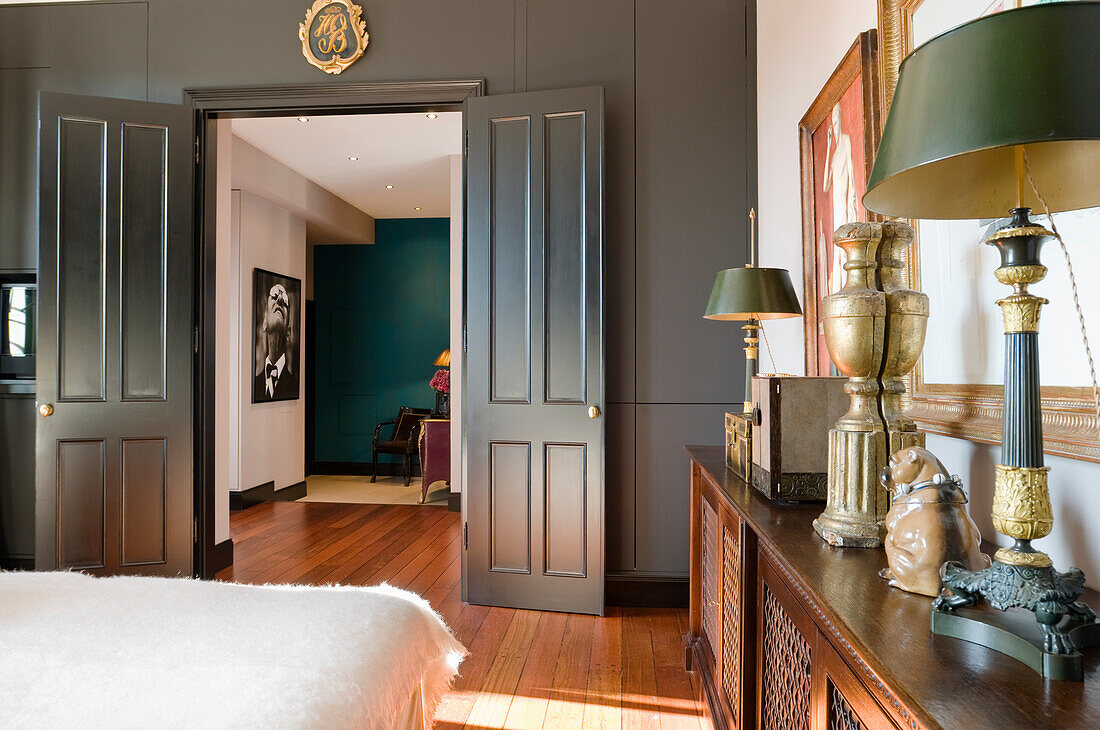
[
  {"x1": 750, "y1": 375, "x2": 847, "y2": 502},
  {"x1": 724, "y1": 411, "x2": 752, "y2": 481}
]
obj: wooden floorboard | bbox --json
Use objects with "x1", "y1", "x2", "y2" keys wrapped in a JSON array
[{"x1": 219, "y1": 501, "x2": 712, "y2": 729}]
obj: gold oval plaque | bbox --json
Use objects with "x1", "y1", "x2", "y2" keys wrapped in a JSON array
[{"x1": 299, "y1": 0, "x2": 369, "y2": 75}]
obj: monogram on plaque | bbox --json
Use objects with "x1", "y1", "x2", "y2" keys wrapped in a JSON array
[{"x1": 299, "y1": 0, "x2": 369, "y2": 75}]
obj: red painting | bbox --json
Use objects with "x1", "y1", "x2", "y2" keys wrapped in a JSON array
[{"x1": 810, "y1": 71, "x2": 868, "y2": 375}]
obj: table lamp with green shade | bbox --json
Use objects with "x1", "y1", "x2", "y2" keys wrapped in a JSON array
[
  {"x1": 704, "y1": 209, "x2": 802, "y2": 415},
  {"x1": 863, "y1": 1, "x2": 1100, "y2": 677}
]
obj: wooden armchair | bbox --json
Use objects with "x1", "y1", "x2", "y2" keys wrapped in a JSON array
[{"x1": 371, "y1": 407, "x2": 431, "y2": 486}]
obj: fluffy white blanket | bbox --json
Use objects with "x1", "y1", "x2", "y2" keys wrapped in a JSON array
[{"x1": 0, "y1": 571, "x2": 466, "y2": 730}]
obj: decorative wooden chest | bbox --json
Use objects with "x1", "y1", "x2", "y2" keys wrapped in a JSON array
[
  {"x1": 724, "y1": 411, "x2": 752, "y2": 481},
  {"x1": 750, "y1": 375, "x2": 847, "y2": 501}
]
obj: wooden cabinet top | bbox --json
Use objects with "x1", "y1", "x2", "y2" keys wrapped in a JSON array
[{"x1": 686, "y1": 445, "x2": 1100, "y2": 729}]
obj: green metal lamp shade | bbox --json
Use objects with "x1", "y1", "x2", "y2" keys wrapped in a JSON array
[
  {"x1": 864, "y1": 2, "x2": 1100, "y2": 219},
  {"x1": 704, "y1": 267, "x2": 802, "y2": 321}
]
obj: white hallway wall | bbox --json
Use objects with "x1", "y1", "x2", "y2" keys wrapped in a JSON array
[
  {"x1": 212, "y1": 122, "x2": 309, "y2": 545},
  {"x1": 757, "y1": 0, "x2": 1100, "y2": 582}
]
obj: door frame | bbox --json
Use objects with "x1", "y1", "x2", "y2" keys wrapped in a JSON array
[{"x1": 185, "y1": 79, "x2": 484, "y2": 578}]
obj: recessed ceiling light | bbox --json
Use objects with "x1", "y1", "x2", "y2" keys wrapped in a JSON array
[
  {"x1": 414, "y1": 207, "x2": 422, "y2": 211},
  {"x1": 348, "y1": 156, "x2": 359, "y2": 161},
  {"x1": 297, "y1": 116, "x2": 309, "y2": 123},
  {"x1": 386, "y1": 185, "x2": 394, "y2": 189},
  {"x1": 426, "y1": 113, "x2": 438, "y2": 120}
]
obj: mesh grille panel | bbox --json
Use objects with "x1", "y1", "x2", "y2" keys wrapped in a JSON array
[
  {"x1": 828, "y1": 680, "x2": 866, "y2": 730},
  {"x1": 721, "y1": 522, "x2": 740, "y2": 722},
  {"x1": 702, "y1": 499, "x2": 718, "y2": 651},
  {"x1": 761, "y1": 584, "x2": 812, "y2": 730}
]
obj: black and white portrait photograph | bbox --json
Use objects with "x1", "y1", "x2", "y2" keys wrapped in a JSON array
[{"x1": 252, "y1": 268, "x2": 301, "y2": 403}]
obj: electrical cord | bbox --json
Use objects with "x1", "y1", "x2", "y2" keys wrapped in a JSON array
[{"x1": 1022, "y1": 149, "x2": 1100, "y2": 441}]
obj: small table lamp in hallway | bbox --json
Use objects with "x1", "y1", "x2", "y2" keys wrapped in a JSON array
[
  {"x1": 704, "y1": 209, "x2": 802, "y2": 415},
  {"x1": 863, "y1": 2, "x2": 1100, "y2": 678}
]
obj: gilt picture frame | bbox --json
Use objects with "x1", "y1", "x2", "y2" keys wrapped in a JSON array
[
  {"x1": 798, "y1": 30, "x2": 882, "y2": 376},
  {"x1": 877, "y1": 0, "x2": 1100, "y2": 463}
]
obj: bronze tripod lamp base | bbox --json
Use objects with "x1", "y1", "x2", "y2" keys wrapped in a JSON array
[{"x1": 928, "y1": 210, "x2": 1098, "y2": 679}]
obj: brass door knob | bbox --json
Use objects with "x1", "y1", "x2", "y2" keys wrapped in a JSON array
[
  {"x1": 588, "y1": 405, "x2": 601, "y2": 419},
  {"x1": 39, "y1": 403, "x2": 53, "y2": 417}
]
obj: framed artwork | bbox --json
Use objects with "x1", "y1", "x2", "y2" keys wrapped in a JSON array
[
  {"x1": 798, "y1": 30, "x2": 882, "y2": 376},
  {"x1": 877, "y1": 0, "x2": 1100, "y2": 462},
  {"x1": 252, "y1": 267, "x2": 302, "y2": 404}
]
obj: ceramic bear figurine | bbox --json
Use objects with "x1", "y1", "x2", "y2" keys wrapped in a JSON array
[{"x1": 878, "y1": 447, "x2": 990, "y2": 597}]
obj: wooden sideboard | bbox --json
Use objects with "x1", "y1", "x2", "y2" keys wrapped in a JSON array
[{"x1": 686, "y1": 445, "x2": 1100, "y2": 730}]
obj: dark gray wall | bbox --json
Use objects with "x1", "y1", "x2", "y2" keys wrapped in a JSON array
[{"x1": 0, "y1": 0, "x2": 754, "y2": 578}]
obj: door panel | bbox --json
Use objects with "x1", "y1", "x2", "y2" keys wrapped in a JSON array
[
  {"x1": 57, "y1": 439, "x2": 106, "y2": 569},
  {"x1": 120, "y1": 438, "x2": 167, "y2": 566},
  {"x1": 488, "y1": 117, "x2": 532, "y2": 404},
  {"x1": 57, "y1": 117, "x2": 107, "y2": 402},
  {"x1": 544, "y1": 442, "x2": 587, "y2": 577},
  {"x1": 489, "y1": 441, "x2": 532, "y2": 574},
  {"x1": 544, "y1": 111, "x2": 587, "y2": 405},
  {"x1": 466, "y1": 86, "x2": 604, "y2": 614},
  {"x1": 38, "y1": 92, "x2": 193, "y2": 576},
  {"x1": 120, "y1": 122, "x2": 169, "y2": 401}
]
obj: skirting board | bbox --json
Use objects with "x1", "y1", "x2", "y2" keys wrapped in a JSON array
[
  {"x1": 310, "y1": 461, "x2": 422, "y2": 478},
  {"x1": 0, "y1": 556, "x2": 33, "y2": 571},
  {"x1": 209, "y1": 539, "x2": 234, "y2": 575},
  {"x1": 447, "y1": 492, "x2": 460, "y2": 513},
  {"x1": 230, "y1": 480, "x2": 308, "y2": 510},
  {"x1": 605, "y1": 573, "x2": 689, "y2": 608}
]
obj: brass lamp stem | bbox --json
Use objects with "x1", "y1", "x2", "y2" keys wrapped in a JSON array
[
  {"x1": 742, "y1": 317, "x2": 759, "y2": 415},
  {"x1": 748, "y1": 208, "x2": 756, "y2": 268},
  {"x1": 1014, "y1": 145, "x2": 1026, "y2": 210}
]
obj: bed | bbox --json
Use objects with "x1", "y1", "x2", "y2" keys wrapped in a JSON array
[{"x1": 0, "y1": 571, "x2": 466, "y2": 729}]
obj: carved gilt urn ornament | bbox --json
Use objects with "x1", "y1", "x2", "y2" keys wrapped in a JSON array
[
  {"x1": 300, "y1": 0, "x2": 369, "y2": 75},
  {"x1": 812, "y1": 221, "x2": 929, "y2": 548}
]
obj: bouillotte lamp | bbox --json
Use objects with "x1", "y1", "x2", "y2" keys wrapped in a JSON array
[
  {"x1": 704, "y1": 210, "x2": 802, "y2": 414},
  {"x1": 864, "y1": 2, "x2": 1100, "y2": 678}
]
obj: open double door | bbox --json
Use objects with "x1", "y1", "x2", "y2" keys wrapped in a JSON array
[{"x1": 35, "y1": 85, "x2": 606, "y2": 614}]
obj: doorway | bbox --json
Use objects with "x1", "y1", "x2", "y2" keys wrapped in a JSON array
[
  {"x1": 187, "y1": 81, "x2": 480, "y2": 579},
  {"x1": 217, "y1": 110, "x2": 460, "y2": 514}
]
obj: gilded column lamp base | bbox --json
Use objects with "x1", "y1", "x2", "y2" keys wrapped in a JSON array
[{"x1": 813, "y1": 428, "x2": 924, "y2": 548}]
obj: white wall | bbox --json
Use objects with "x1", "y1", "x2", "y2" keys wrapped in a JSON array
[
  {"x1": 757, "y1": 0, "x2": 1100, "y2": 583},
  {"x1": 756, "y1": 0, "x2": 878, "y2": 375},
  {"x1": 449, "y1": 154, "x2": 463, "y2": 496},
  {"x1": 236, "y1": 191, "x2": 307, "y2": 495},
  {"x1": 214, "y1": 120, "x2": 309, "y2": 539},
  {"x1": 212, "y1": 122, "x2": 234, "y2": 544}
]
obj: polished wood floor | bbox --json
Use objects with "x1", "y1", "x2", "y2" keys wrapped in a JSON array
[{"x1": 217, "y1": 501, "x2": 712, "y2": 729}]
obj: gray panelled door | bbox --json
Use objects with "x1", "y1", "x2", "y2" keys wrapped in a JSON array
[
  {"x1": 465, "y1": 87, "x2": 605, "y2": 615},
  {"x1": 36, "y1": 93, "x2": 193, "y2": 575}
]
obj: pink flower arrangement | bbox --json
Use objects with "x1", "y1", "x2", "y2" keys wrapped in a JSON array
[{"x1": 430, "y1": 368, "x2": 450, "y2": 394}]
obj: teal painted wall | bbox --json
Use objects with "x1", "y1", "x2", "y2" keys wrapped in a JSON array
[{"x1": 313, "y1": 218, "x2": 449, "y2": 464}]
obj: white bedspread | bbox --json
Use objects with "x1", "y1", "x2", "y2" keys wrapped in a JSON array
[{"x1": 0, "y1": 571, "x2": 466, "y2": 730}]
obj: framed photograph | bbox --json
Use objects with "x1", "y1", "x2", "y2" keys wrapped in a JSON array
[
  {"x1": 252, "y1": 267, "x2": 301, "y2": 404},
  {"x1": 878, "y1": 0, "x2": 1100, "y2": 462},
  {"x1": 798, "y1": 30, "x2": 881, "y2": 376}
]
